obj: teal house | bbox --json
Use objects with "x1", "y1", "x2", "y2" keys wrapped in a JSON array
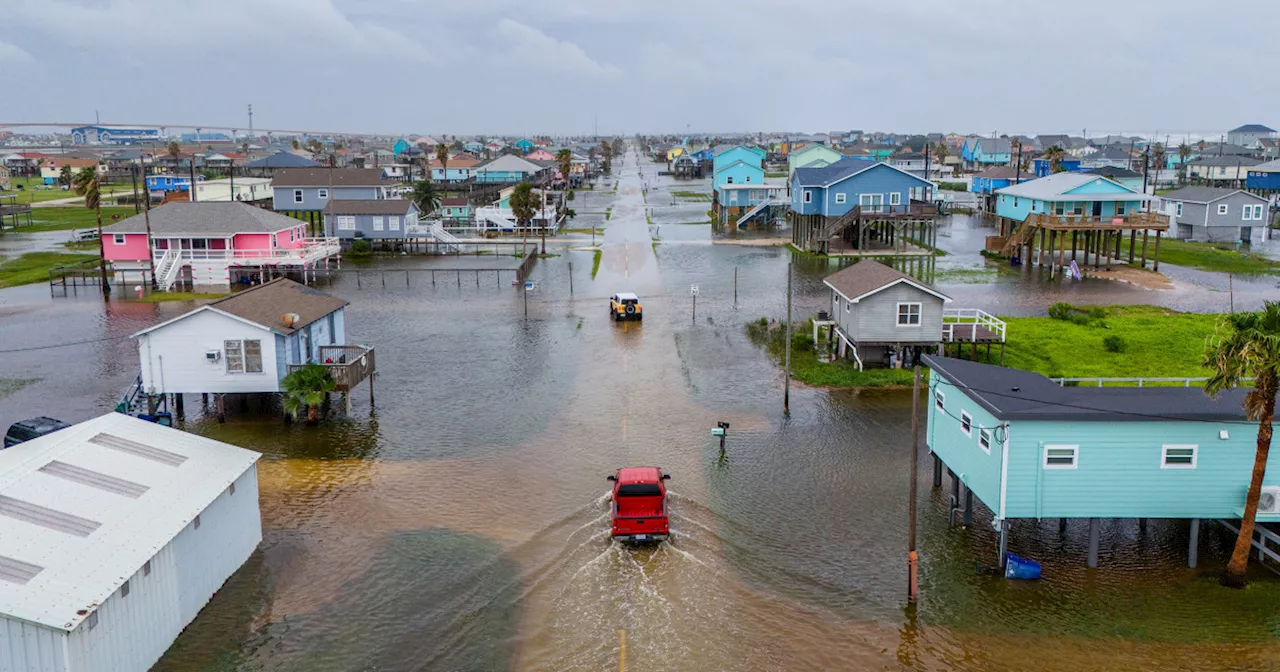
[
  {"x1": 712, "y1": 146, "x2": 775, "y2": 224},
  {"x1": 923, "y1": 355, "x2": 1278, "y2": 569},
  {"x1": 994, "y1": 172, "x2": 1152, "y2": 222},
  {"x1": 514, "y1": 138, "x2": 535, "y2": 154}
]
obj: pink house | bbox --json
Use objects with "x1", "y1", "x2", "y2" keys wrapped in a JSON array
[
  {"x1": 100, "y1": 202, "x2": 338, "y2": 290},
  {"x1": 524, "y1": 148, "x2": 556, "y2": 161}
]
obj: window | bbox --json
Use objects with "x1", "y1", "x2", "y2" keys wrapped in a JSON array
[
  {"x1": 193, "y1": 514, "x2": 201, "y2": 530},
  {"x1": 935, "y1": 390, "x2": 945, "y2": 411},
  {"x1": 896, "y1": 302, "x2": 922, "y2": 326},
  {"x1": 978, "y1": 428, "x2": 992, "y2": 453},
  {"x1": 143, "y1": 560, "x2": 152, "y2": 576},
  {"x1": 121, "y1": 580, "x2": 130, "y2": 598},
  {"x1": 835, "y1": 193, "x2": 847, "y2": 204},
  {"x1": 1162, "y1": 444, "x2": 1198, "y2": 468},
  {"x1": 1054, "y1": 203, "x2": 1065, "y2": 215},
  {"x1": 959, "y1": 411, "x2": 972, "y2": 437},
  {"x1": 1244, "y1": 204, "x2": 1264, "y2": 221},
  {"x1": 727, "y1": 176, "x2": 734, "y2": 184},
  {"x1": 337, "y1": 216, "x2": 356, "y2": 231},
  {"x1": 745, "y1": 176, "x2": 751, "y2": 183},
  {"x1": 87, "y1": 611, "x2": 99, "y2": 630},
  {"x1": 1014, "y1": 197, "x2": 1019, "y2": 208},
  {"x1": 293, "y1": 189, "x2": 303, "y2": 203},
  {"x1": 1175, "y1": 202, "x2": 1183, "y2": 217},
  {"x1": 1072, "y1": 203, "x2": 1083, "y2": 215},
  {"x1": 1116, "y1": 203, "x2": 1126, "y2": 216},
  {"x1": 288, "y1": 228, "x2": 295, "y2": 242},
  {"x1": 224, "y1": 339, "x2": 263, "y2": 374},
  {"x1": 113, "y1": 234, "x2": 126, "y2": 245},
  {"x1": 317, "y1": 188, "x2": 329, "y2": 199},
  {"x1": 388, "y1": 216, "x2": 400, "y2": 230},
  {"x1": 371, "y1": 216, "x2": 385, "y2": 231},
  {"x1": 890, "y1": 192, "x2": 902, "y2": 206},
  {"x1": 845, "y1": 300, "x2": 850, "y2": 313},
  {"x1": 1218, "y1": 203, "x2": 1229, "y2": 215},
  {"x1": 1043, "y1": 445, "x2": 1078, "y2": 469},
  {"x1": 803, "y1": 190, "x2": 812, "y2": 204}
]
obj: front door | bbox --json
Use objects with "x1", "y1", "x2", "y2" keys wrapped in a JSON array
[
  {"x1": 1092, "y1": 201, "x2": 1103, "y2": 218},
  {"x1": 861, "y1": 193, "x2": 884, "y2": 213}
]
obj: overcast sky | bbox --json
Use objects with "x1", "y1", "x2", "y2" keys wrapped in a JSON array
[{"x1": 0, "y1": 0, "x2": 1274, "y2": 139}]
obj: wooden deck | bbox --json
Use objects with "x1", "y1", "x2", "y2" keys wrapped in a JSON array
[
  {"x1": 943, "y1": 324, "x2": 1001, "y2": 343},
  {"x1": 289, "y1": 345, "x2": 375, "y2": 392}
]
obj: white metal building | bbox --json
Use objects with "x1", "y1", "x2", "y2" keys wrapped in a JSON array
[{"x1": 0, "y1": 413, "x2": 262, "y2": 672}]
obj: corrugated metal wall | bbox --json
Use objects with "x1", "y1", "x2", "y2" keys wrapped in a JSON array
[
  {"x1": 0, "y1": 616, "x2": 67, "y2": 672},
  {"x1": 60, "y1": 465, "x2": 262, "y2": 672}
]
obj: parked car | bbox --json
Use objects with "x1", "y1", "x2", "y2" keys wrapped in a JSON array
[
  {"x1": 609, "y1": 292, "x2": 643, "y2": 322},
  {"x1": 607, "y1": 467, "x2": 671, "y2": 543},
  {"x1": 4, "y1": 416, "x2": 70, "y2": 448}
]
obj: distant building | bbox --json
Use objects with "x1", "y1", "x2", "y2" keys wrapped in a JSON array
[
  {"x1": 39, "y1": 157, "x2": 102, "y2": 184},
  {"x1": 1226, "y1": 124, "x2": 1276, "y2": 148},
  {"x1": 787, "y1": 144, "x2": 841, "y2": 175},
  {"x1": 970, "y1": 166, "x2": 1034, "y2": 195},
  {"x1": 0, "y1": 412, "x2": 261, "y2": 672},
  {"x1": 440, "y1": 197, "x2": 472, "y2": 223},
  {"x1": 70, "y1": 125, "x2": 159, "y2": 145},
  {"x1": 1160, "y1": 186, "x2": 1270, "y2": 243},
  {"x1": 1186, "y1": 155, "x2": 1261, "y2": 187},
  {"x1": 961, "y1": 137, "x2": 1012, "y2": 167},
  {"x1": 1245, "y1": 158, "x2": 1280, "y2": 192},
  {"x1": 270, "y1": 168, "x2": 398, "y2": 212},
  {"x1": 323, "y1": 199, "x2": 420, "y2": 241}
]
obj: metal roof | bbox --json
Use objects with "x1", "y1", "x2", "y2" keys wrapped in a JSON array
[
  {"x1": 994, "y1": 172, "x2": 1153, "y2": 202},
  {"x1": 472, "y1": 154, "x2": 546, "y2": 173},
  {"x1": 1159, "y1": 186, "x2": 1263, "y2": 204},
  {"x1": 0, "y1": 413, "x2": 260, "y2": 632},
  {"x1": 923, "y1": 355, "x2": 1259, "y2": 422},
  {"x1": 1229, "y1": 124, "x2": 1276, "y2": 133}
]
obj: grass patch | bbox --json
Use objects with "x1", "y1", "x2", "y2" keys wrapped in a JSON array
[
  {"x1": 134, "y1": 291, "x2": 228, "y2": 303},
  {"x1": 14, "y1": 206, "x2": 136, "y2": 233},
  {"x1": 987, "y1": 305, "x2": 1219, "y2": 379},
  {"x1": 591, "y1": 249, "x2": 602, "y2": 279},
  {"x1": 1139, "y1": 238, "x2": 1280, "y2": 275},
  {"x1": 62, "y1": 240, "x2": 100, "y2": 251},
  {"x1": 935, "y1": 267, "x2": 998, "y2": 284},
  {"x1": 677, "y1": 220, "x2": 712, "y2": 226},
  {"x1": 937, "y1": 181, "x2": 968, "y2": 192},
  {"x1": 747, "y1": 318, "x2": 914, "y2": 388},
  {"x1": 765, "y1": 171, "x2": 787, "y2": 178},
  {"x1": 605, "y1": 207, "x2": 613, "y2": 221},
  {"x1": 0, "y1": 252, "x2": 99, "y2": 288},
  {"x1": 670, "y1": 190, "x2": 712, "y2": 201},
  {"x1": 560, "y1": 228, "x2": 597, "y2": 235},
  {"x1": 0, "y1": 378, "x2": 38, "y2": 399},
  {"x1": 2, "y1": 177, "x2": 138, "y2": 204}
]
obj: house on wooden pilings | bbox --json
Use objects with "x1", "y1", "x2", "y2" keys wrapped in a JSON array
[{"x1": 791, "y1": 158, "x2": 938, "y2": 255}]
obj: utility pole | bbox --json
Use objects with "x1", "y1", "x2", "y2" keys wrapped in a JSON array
[
  {"x1": 908, "y1": 365, "x2": 921, "y2": 602},
  {"x1": 188, "y1": 155, "x2": 197, "y2": 202},
  {"x1": 784, "y1": 261, "x2": 793, "y2": 415},
  {"x1": 248, "y1": 104, "x2": 253, "y2": 135},
  {"x1": 140, "y1": 159, "x2": 157, "y2": 291}
]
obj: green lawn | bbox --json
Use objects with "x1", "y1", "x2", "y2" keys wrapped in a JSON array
[
  {"x1": 984, "y1": 305, "x2": 1220, "y2": 379},
  {"x1": 591, "y1": 249, "x2": 602, "y2": 279},
  {"x1": 0, "y1": 252, "x2": 100, "y2": 288},
  {"x1": 2, "y1": 176, "x2": 139, "y2": 204},
  {"x1": 747, "y1": 319, "x2": 914, "y2": 388},
  {"x1": 670, "y1": 190, "x2": 712, "y2": 201},
  {"x1": 1143, "y1": 238, "x2": 1280, "y2": 275},
  {"x1": 13, "y1": 206, "x2": 136, "y2": 233},
  {"x1": 764, "y1": 171, "x2": 787, "y2": 178},
  {"x1": 134, "y1": 291, "x2": 228, "y2": 303}
]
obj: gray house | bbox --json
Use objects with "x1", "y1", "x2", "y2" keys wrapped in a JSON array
[
  {"x1": 1227, "y1": 124, "x2": 1276, "y2": 148},
  {"x1": 824, "y1": 260, "x2": 952, "y2": 369},
  {"x1": 323, "y1": 199, "x2": 419, "y2": 240},
  {"x1": 1160, "y1": 187, "x2": 1270, "y2": 243},
  {"x1": 271, "y1": 168, "x2": 398, "y2": 212}
]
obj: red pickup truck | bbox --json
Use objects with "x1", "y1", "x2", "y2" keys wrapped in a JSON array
[{"x1": 607, "y1": 467, "x2": 671, "y2": 543}]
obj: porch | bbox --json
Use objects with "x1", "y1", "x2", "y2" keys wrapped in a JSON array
[
  {"x1": 996, "y1": 211, "x2": 1171, "y2": 274},
  {"x1": 288, "y1": 344, "x2": 376, "y2": 413}
]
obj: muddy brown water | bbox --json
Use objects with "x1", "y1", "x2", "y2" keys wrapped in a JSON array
[{"x1": 2, "y1": 150, "x2": 1280, "y2": 671}]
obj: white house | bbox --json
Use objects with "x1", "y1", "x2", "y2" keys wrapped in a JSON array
[
  {"x1": 0, "y1": 413, "x2": 261, "y2": 672},
  {"x1": 132, "y1": 278, "x2": 354, "y2": 395}
]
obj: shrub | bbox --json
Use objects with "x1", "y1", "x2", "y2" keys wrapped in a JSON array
[
  {"x1": 1102, "y1": 335, "x2": 1127, "y2": 353},
  {"x1": 1048, "y1": 302, "x2": 1075, "y2": 321},
  {"x1": 1087, "y1": 306, "x2": 1108, "y2": 320},
  {"x1": 1069, "y1": 314, "x2": 1092, "y2": 327},
  {"x1": 758, "y1": 317, "x2": 769, "y2": 326},
  {"x1": 567, "y1": 190, "x2": 575, "y2": 201},
  {"x1": 938, "y1": 181, "x2": 968, "y2": 192},
  {"x1": 347, "y1": 239, "x2": 372, "y2": 257},
  {"x1": 793, "y1": 332, "x2": 815, "y2": 350}
]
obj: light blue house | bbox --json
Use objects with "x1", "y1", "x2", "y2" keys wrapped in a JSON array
[
  {"x1": 961, "y1": 137, "x2": 1013, "y2": 166},
  {"x1": 711, "y1": 145, "x2": 765, "y2": 176},
  {"x1": 473, "y1": 154, "x2": 547, "y2": 183},
  {"x1": 323, "y1": 199, "x2": 419, "y2": 240},
  {"x1": 712, "y1": 146, "x2": 771, "y2": 222},
  {"x1": 790, "y1": 158, "x2": 934, "y2": 217},
  {"x1": 271, "y1": 168, "x2": 395, "y2": 212},
  {"x1": 463, "y1": 141, "x2": 484, "y2": 154},
  {"x1": 994, "y1": 172, "x2": 1151, "y2": 223},
  {"x1": 969, "y1": 167, "x2": 1033, "y2": 195},
  {"x1": 514, "y1": 139, "x2": 535, "y2": 154},
  {"x1": 923, "y1": 354, "x2": 1279, "y2": 569},
  {"x1": 392, "y1": 139, "x2": 411, "y2": 156}
]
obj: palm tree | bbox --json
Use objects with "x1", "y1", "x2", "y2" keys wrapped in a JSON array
[
  {"x1": 291, "y1": 138, "x2": 301, "y2": 150},
  {"x1": 435, "y1": 143, "x2": 449, "y2": 182},
  {"x1": 509, "y1": 182, "x2": 537, "y2": 252},
  {"x1": 601, "y1": 140, "x2": 613, "y2": 174},
  {"x1": 1204, "y1": 301, "x2": 1280, "y2": 587},
  {"x1": 166, "y1": 141, "x2": 181, "y2": 159},
  {"x1": 1177, "y1": 143, "x2": 1193, "y2": 186},
  {"x1": 1150, "y1": 142, "x2": 1166, "y2": 184},
  {"x1": 555, "y1": 148, "x2": 573, "y2": 187},
  {"x1": 408, "y1": 179, "x2": 440, "y2": 216},
  {"x1": 1043, "y1": 146, "x2": 1066, "y2": 174},
  {"x1": 58, "y1": 164, "x2": 74, "y2": 188},
  {"x1": 72, "y1": 166, "x2": 109, "y2": 297},
  {"x1": 281, "y1": 363, "x2": 336, "y2": 423}
]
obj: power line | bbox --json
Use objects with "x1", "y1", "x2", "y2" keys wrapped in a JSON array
[{"x1": 0, "y1": 333, "x2": 134, "y2": 354}]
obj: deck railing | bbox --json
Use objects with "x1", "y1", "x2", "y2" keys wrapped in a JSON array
[
  {"x1": 942, "y1": 308, "x2": 1006, "y2": 342},
  {"x1": 1052, "y1": 376, "x2": 1253, "y2": 388},
  {"x1": 1025, "y1": 211, "x2": 1170, "y2": 231},
  {"x1": 152, "y1": 238, "x2": 340, "y2": 266},
  {"x1": 288, "y1": 345, "x2": 375, "y2": 392}
]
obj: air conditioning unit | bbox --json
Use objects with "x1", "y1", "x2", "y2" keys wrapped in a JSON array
[
  {"x1": 1259, "y1": 486, "x2": 1280, "y2": 515},
  {"x1": 205, "y1": 350, "x2": 221, "y2": 361}
]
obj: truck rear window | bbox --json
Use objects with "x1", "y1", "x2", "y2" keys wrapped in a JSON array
[{"x1": 616, "y1": 483, "x2": 661, "y2": 497}]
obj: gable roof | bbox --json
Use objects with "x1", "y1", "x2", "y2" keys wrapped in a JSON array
[
  {"x1": 323, "y1": 199, "x2": 415, "y2": 215},
  {"x1": 473, "y1": 154, "x2": 545, "y2": 173},
  {"x1": 1087, "y1": 146, "x2": 1132, "y2": 161},
  {"x1": 1229, "y1": 124, "x2": 1276, "y2": 133},
  {"x1": 1190, "y1": 155, "x2": 1262, "y2": 167},
  {"x1": 793, "y1": 157, "x2": 932, "y2": 189},
  {"x1": 923, "y1": 355, "x2": 1257, "y2": 422},
  {"x1": 0, "y1": 413, "x2": 260, "y2": 633},
  {"x1": 994, "y1": 172, "x2": 1151, "y2": 201},
  {"x1": 101, "y1": 202, "x2": 305, "y2": 235},
  {"x1": 239, "y1": 151, "x2": 319, "y2": 169},
  {"x1": 713, "y1": 159, "x2": 763, "y2": 175},
  {"x1": 1085, "y1": 165, "x2": 1141, "y2": 178},
  {"x1": 1251, "y1": 159, "x2": 1280, "y2": 171},
  {"x1": 973, "y1": 166, "x2": 1034, "y2": 180},
  {"x1": 206, "y1": 278, "x2": 347, "y2": 335},
  {"x1": 440, "y1": 197, "x2": 468, "y2": 207},
  {"x1": 823, "y1": 260, "x2": 951, "y2": 304},
  {"x1": 271, "y1": 168, "x2": 395, "y2": 187},
  {"x1": 973, "y1": 138, "x2": 1012, "y2": 155},
  {"x1": 1160, "y1": 186, "x2": 1266, "y2": 204}
]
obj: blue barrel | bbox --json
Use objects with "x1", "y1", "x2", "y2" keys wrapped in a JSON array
[{"x1": 1004, "y1": 553, "x2": 1042, "y2": 580}]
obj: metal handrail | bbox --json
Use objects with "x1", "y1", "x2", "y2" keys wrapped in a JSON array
[
  {"x1": 1052, "y1": 376, "x2": 1253, "y2": 388},
  {"x1": 942, "y1": 308, "x2": 1007, "y2": 342}
]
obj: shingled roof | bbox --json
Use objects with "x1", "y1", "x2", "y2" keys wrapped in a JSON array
[
  {"x1": 823, "y1": 260, "x2": 951, "y2": 304},
  {"x1": 271, "y1": 167, "x2": 396, "y2": 187},
  {"x1": 208, "y1": 278, "x2": 348, "y2": 335},
  {"x1": 322, "y1": 199, "x2": 414, "y2": 215},
  {"x1": 100, "y1": 202, "x2": 302, "y2": 235}
]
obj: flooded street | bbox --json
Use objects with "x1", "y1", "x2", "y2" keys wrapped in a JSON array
[{"x1": 3, "y1": 149, "x2": 1280, "y2": 671}]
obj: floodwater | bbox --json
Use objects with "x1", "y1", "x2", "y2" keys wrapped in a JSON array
[{"x1": 3, "y1": 150, "x2": 1280, "y2": 671}]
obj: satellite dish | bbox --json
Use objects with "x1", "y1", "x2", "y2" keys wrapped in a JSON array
[{"x1": 281, "y1": 312, "x2": 300, "y2": 327}]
